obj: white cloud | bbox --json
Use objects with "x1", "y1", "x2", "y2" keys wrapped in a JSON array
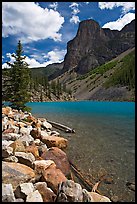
[
  {"x1": 2, "y1": 2, "x2": 64, "y2": 43},
  {"x1": 69, "y1": 2, "x2": 80, "y2": 24},
  {"x1": 102, "y1": 12, "x2": 135, "y2": 31},
  {"x1": 70, "y1": 16, "x2": 80, "y2": 24},
  {"x1": 69, "y1": 2, "x2": 79, "y2": 8},
  {"x1": 25, "y1": 56, "x2": 45, "y2": 67},
  {"x1": 48, "y1": 2, "x2": 58, "y2": 10},
  {"x1": 72, "y1": 8, "x2": 80, "y2": 15},
  {"x1": 43, "y1": 49, "x2": 66, "y2": 64},
  {"x1": 85, "y1": 2, "x2": 89, "y2": 5},
  {"x1": 2, "y1": 49, "x2": 66, "y2": 69},
  {"x1": 98, "y1": 2, "x2": 135, "y2": 13}
]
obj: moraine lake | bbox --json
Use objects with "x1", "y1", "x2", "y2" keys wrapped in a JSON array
[{"x1": 27, "y1": 101, "x2": 135, "y2": 202}]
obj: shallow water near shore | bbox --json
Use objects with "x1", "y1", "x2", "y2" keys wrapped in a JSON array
[{"x1": 27, "y1": 101, "x2": 135, "y2": 202}]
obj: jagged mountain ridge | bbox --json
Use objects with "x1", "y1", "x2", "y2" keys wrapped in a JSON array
[
  {"x1": 29, "y1": 19, "x2": 135, "y2": 80},
  {"x1": 62, "y1": 19, "x2": 135, "y2": 75}
]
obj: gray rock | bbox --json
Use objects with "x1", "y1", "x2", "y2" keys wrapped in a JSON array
[
  {"x1": 2, "y1": 146, "x2": 13, "y2": 158},
  {"x1": 34, "y1": 139, "x2": 41, "y2": 146},
  {"x1": 42, "y1": 120, "x2": 52, "y2": 130},
  {"x1": 14, "y1": 198, "x2": 25, "y2": 202},
  {"x1": 2, "y1": 116, "x2": 9, "y2": 131},
  {"x1": 13, "y1": 114, "x2": 20, "y2": 121},
  {"x1": 14, "y1": 183, "x2": 35, "y2": 199},
  {"x1": 15, "y1": 152, "x2": 35, "y2": 168},
  {"x1": 2, "y1": 161, "x2": 35, "y2": 190},
  {"x1": 57, "y1": 180, "x2": 83, "y2": 202},
  {"x1": 34, "y1": 182, "x2": 47, "y2": 190},
  {"x1": 19, "y1": 127, "x2": 32, "y2": 136},
  {"x1": 38, "y1": 144, "x2": 48, "y2": 156},
  {"x1": 51, "y1": 130, "x2": 60, "y2": 136},
  {"x1": 111, "y1": 195, "x2": 119, "y2": 202},
  {"x1": 41, "y1": 130, "x2": 50, "y2": 138},
  {"x1": 19, "y1": 135, "x2": 34, "y2": 145},
  {"x1": 126, "y1": 181, "x2": 135, "y2": 191},
  {"x1": 82, "y1": 189, "x2": 93, "y2": 202},
  {"x1": 2, "y1": 183, "x2": 16, "y2": 202},
  {"x1": 3, "y1": 156, "x2": 18, "y2": 163},
  {"x1": 2, "y1": 140, "x2": 14, "y2": 147},
  {"x1": 8, "y1": 125, "x2": 19, "y2": 134},
  {"x1": 26, "y1": 190, "x2": 43, "y2": 202},
  {"x1": 88, "y1": 192, "x2": 111, "y2": 202},
  {"x1": 2, "y1": 133, "x2": 21, "y2": 141}
]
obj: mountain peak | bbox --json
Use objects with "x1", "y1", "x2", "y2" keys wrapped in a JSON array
[{"x1": 63, "y1": 19, "x2": 135, "y2": 74}]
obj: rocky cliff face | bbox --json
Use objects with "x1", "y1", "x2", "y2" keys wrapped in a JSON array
[{"x1": 63, "y1": 19, "x2": 135, "y2": 75}]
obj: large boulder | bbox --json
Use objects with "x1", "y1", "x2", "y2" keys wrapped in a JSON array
[
  {"x1": 41, "y1": 130, "x2": 50, "y2": 138},
  {"x1": 3, "y1": 156, "x2": 18, "y2": 163},
  {"x1": 42, "y1": 120, "x2": 52, "y2": 130},
  {"x1": 9, "y1": 139, "x2": 26, "y2": 153},
  {"x1": 26, "y1": 115, "x2": 37, "y2": 123},
  {"x1": 41, "y1": 147, "x2": 70, "y2": 176},
  {"x1": 86, "y1": 191, "x2": 111, "y2": 202},
  {"x1": 2, "y1": 183, "x2": 16, "y2": 202},
  {"x1": 19, "y1": 126, "x2": 32, "y2": 136},
  {"x1": 2, "y1": 133, "x2": 21, "y2": 141},
  {"x1": 2, "y1": 107, "x2": 12, "y2": 116},
  {"x1": 34, "y1": 182, "x2": 56, "y2": 202},
  {"x1": 41, "y1": 163, "x2": 67, "y2": 193},
  {"x1": 2, "y1": 146, "x2": 13, "y2": 158},
  {"x1": 38, "y1": 144, "x2": 48, "y2": 156},
  {"x1": 33, "y1": 160, "x2": 55, "y2": 175},
  {"x1": 56, "y1": 180, "x2": 83, "y2": 202},
  {"x1": 15, "y1": 152, "x2": 35, "y2": 168},
  {"x1": 3, "y1": 128, "x2": 16, "y2": 134},
  {"x1": 2, "y1": 116, "x2": 9, "y2": 131},
  {"x1": 26, "y1": 190, "x2": 43, "y2": 202},
  {"x1": 41, "y1": 135, "x2": 68, "y2": 149},
  {"x1": 19, "y1": 135, "x2": 34, "y2": 145},
  {"x1": 25, "y1": 143, "x2": 39, "y2": 158},
  {"x1": 14, "y1": 182, "x2": 35, "y2": 200},
  {"x1": 2, "y1": 161, "x2": 35, "y2": 190},
  {"x1": 30, "y1": 128, "x2": 41, "y2": 139}
]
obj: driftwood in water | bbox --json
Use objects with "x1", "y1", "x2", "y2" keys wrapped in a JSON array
[
  {"x1": 69, "y1": 160, "x2": 101, "y2": 194},
  {"x1": 47, "y1": 120, "x2": 75, "y2": 133}
]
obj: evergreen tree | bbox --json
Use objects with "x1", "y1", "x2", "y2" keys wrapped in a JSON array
[
  {"x1": 51, "y1": 80, "x2": 57, "y2": 95},
  {"x1": 40, "y1": 87, "x2": 43, "y2": 102},
  {"x1": 5, "y1": 40, "x2": 31, "y2": 111}
]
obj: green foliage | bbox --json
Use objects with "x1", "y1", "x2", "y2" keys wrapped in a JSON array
[
  {"x1": 3, "y1": 40, "x2": 31, "y2": 112},
  {"x1": 77, "y1": 60, "x2": 117, "y2": 81},
  {"x1": 104, "y1": 50, "x2": 135, "y2": 90}
]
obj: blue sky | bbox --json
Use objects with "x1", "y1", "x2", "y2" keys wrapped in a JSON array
[{"x1": 2, "y1": 2, "x2": 135, "y2": 68}]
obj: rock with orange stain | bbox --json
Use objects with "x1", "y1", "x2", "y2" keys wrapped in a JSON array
[
  {"x1": 41, "y1": 147, "x2": 70, "y2": 176},
  {"x1": 2, "y1": 161, "x2": 35, "y2": 190},
  {"x1": 41, "y1": 135, "x2": 68, "y2": 149},
  {"x1": 41, "y1": 163, "x2": 67, "y2": 194},
  {"x1": 34, "y1": 182, "x2": 56, "y2": 202},
  {"x1": 25, "y1": 143, "x2": 39, "y2": 158},
  {"x1": 2, "y1": 107, "x2": 12, "y2": 116},
  {"x1": 9, "y1": 139, "x2": 26, "y2": 154}
]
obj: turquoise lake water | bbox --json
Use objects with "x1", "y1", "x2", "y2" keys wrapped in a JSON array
[{"x1": 27, "y1": 101, "x2": 135, "y2": 202}]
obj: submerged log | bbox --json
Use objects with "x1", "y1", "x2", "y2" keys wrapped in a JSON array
[
  {"x1": 69, "y1": 160, "x2": 101, "y2": 195},
  {"x1": 47, "y1": 120, "x2": 75, "y2": 133}
]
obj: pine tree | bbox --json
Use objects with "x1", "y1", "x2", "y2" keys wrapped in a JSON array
[
  {"x1": 5, "y1": 40, "x2": 31, "y2": 111},
  {"x1": 51, "y1": 80, "x2": 57, "y2": 95}
]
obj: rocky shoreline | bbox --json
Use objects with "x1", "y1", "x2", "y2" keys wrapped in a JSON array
[{"x1": 2, "y1": 106, "x2": 111, "y2": 202}]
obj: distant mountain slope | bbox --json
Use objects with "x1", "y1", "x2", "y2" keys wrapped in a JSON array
[
  {"x1": 64, "y1": 47, "x2": 135, "y2": 101},
  {"x1": 30, "y1": 62, "x2": 64, "y2": 80}
]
